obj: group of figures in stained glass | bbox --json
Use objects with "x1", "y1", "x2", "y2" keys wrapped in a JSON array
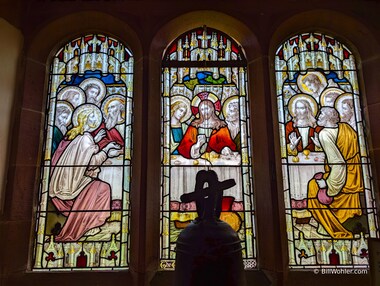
[
  {"x1": 276, "y1": 33, "x2": 378, "y2": 267},
  {"x1": 160, "y1": 27, "x2": 256, "y2": 270},
  {"x1": 32, "y1": 30, "x2": 379, "y2": 272},
  {"x1": 33, "y1": 35, "x2": 133, "y2": 270}
]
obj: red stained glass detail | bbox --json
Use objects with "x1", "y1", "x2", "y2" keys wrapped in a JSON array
[
  {"x1": 45, "y1": 252, "x2": 56, "y2": 262},
  {"x1": 329, "y1": 38, "x2": 336, "y2": 45},
  {"x1": 57, "y1": 50, "x2": 64, "y2": 62},
  {"x1": 343, "y1": 49, "x2": 350, "y2": 59},
  {"x1": 84, "y1": 35, "x2": 93, "y2": 43},
  {"x1": 329, "y1": 249, "x2": 340, "y2": 265},
  {"x1": 214, "y1": 101, "x2": 221, "y2": 111},
  {"x1": 198, "y1": 91, "x2": 208, "y2": 100},
  {"x1": 168, "y1": 43, "x2": 177, "y2": 55},
  {"x1": 231, "y1": 44, "x2": 239, "y2": 54},
  {"x1": 277, "y1": 49, "x2": 284, "y2": 60},
  {"x1": 191, "y1": 106, "x2": 198, "y2": 115},
  {"x1": 221, "y1": 197, "x2": 234, "y2": 211},
  {"x1": 76, "y1": 251, "x2": 87, "y2": 267},
  {"x1": 360, "y1": 249, "x2": 369, "y2": 259},
  {"x1": 71, "y1": 40, "x2": 80, "y2": 47},
  {"x1": 108, "y1": 251, "x2": 118, "y2": 260}
]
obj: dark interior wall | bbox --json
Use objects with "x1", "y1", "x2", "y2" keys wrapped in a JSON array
[{"x1": 0, "y1": 1, "x2": 379, "y2": 286}]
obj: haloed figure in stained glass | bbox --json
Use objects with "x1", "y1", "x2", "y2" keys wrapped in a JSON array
[
  {"x1": 307, "y1": 107, "x2": 363, "y2": 239},
  {"x1": 61, "y1": 90, "x2": 83, "y2": 108},
  {"x1": 85, "y1": 84, "x2": 100, "y2": 105},
  {"x1": 80, "y1": 78, "x2": 106, "y2": 107},
  {"x1": 58, "y1": 86, "x2": 85, "y2": 108},
  {"x1": 337, "y1": 97, "x2": 356, "y2": 130},
  {"x1": 301, "y1": 73, "x2": 326, "y2": 101},
  {"x1": 340, "y1": 99, "x2": 355, "y2": 126},
  {"x1": 52, "y1": 102, "x2": 73, "y2": 153},
  {"x1": 224, "y1": 98, "x2": 241, "y2": 151},
  {"x1": 49, "y1": 104, "x2": 122, "y2": 242},
  {"x1": 177, "y1": 99, "x2": 236, "y2": 159},
  {"x1": 170, "y1": 100, "x2": 189, "y2": 155},
  {"x1": 91, "y1": 95, "x2": 126, "y2": 201},
  {"x1": 286, "y1": 96, "x2": 322, "y2": 156},
  {"x1": 92, "y1": 95, "x2": 125, "y2": 151}
]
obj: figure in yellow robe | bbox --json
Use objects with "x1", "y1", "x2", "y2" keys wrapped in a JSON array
[{"x1": 307, "y1": 107, "x2": 363, "y2": 239}]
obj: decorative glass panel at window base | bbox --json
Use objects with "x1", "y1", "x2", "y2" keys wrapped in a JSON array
[
  {"x1": 275, "y1": 32, "x2": 379, "y2": 269},
  {"x1": 160, "y1": 27, "x2": 256, "y2": 270},
  {"x1": 32, "y1": 34, "x2": 134, "y2": 270}
]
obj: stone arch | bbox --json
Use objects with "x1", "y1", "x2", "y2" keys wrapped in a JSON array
[
  {"x1": 11, "y1": 11, "x2": 143, "y2": 283},
  {"x1": 147, "y1": 11, "x2": 277, "y2": 284},
  {"x1": 269, "y1": 9, "x2": 380, "y2": 284}
]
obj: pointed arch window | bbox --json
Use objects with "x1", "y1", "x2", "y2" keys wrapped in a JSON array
[
  {"x1": 160, "y1": 27, "x2": 257, "y2": 270},
  {"x1": 32, "y1": 34, "x2": 134, "y2": 270},
  {"x1": 275, "y1": 32, "x2": 379, "y2": 269}
]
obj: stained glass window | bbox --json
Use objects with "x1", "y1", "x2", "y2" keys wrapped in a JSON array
[
  {"x1": 160, "y1": 27, "x2": 256, "y2": 270},
  {"x1": 32, "y1": 34, "x2": 134, "y2": 270},
  {"x1": 275, "y1": 32, "x2": 379, "y2": 269}
]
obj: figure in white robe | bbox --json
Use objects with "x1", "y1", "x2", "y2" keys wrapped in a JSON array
[{"x1": 49, "y1": 104, "x2": 121, "y2": 242}]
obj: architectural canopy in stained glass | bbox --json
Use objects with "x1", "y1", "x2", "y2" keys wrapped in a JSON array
[
  {"x1": 160, "y1": 26, "x2": 256, "y2": 270},
  {"x1": 32, "y1": 34, "x2": 134, "y2": 270},
  {"x1": 275, "y1": 32, "x2": 379, "y2": 269}
]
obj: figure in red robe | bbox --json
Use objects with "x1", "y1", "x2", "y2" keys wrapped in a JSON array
[
  {"x1": 286, "y1": 98, "x2": 322, "y2": 156},
  {"x1": 177, "y1": 99, "x2": 236, "y2": 159},
  {"x1": 91, "y1": 98, "x2": 125, "y2": 151}
]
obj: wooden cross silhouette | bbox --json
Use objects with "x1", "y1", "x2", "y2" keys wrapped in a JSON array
[{"x1": 181, "y1": 170, "x2": 236, "y2": 220}]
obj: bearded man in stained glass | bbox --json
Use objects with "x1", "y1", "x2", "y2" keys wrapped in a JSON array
[
  {"x1": 286, "y1": 97, "x2": 322, "y2": 156},
  {"x1": 92, "y1": 96, "x2": 126, "y2": 201},
  {"x1": 92, "y1": 96, "x2": 125, "y2": 151},
  {"x1": 307, "y1": 107, "x2": 363, "y2": 239},
  {"x1": 177, "y1": 99, "x2": 236, "y2": 159}
]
